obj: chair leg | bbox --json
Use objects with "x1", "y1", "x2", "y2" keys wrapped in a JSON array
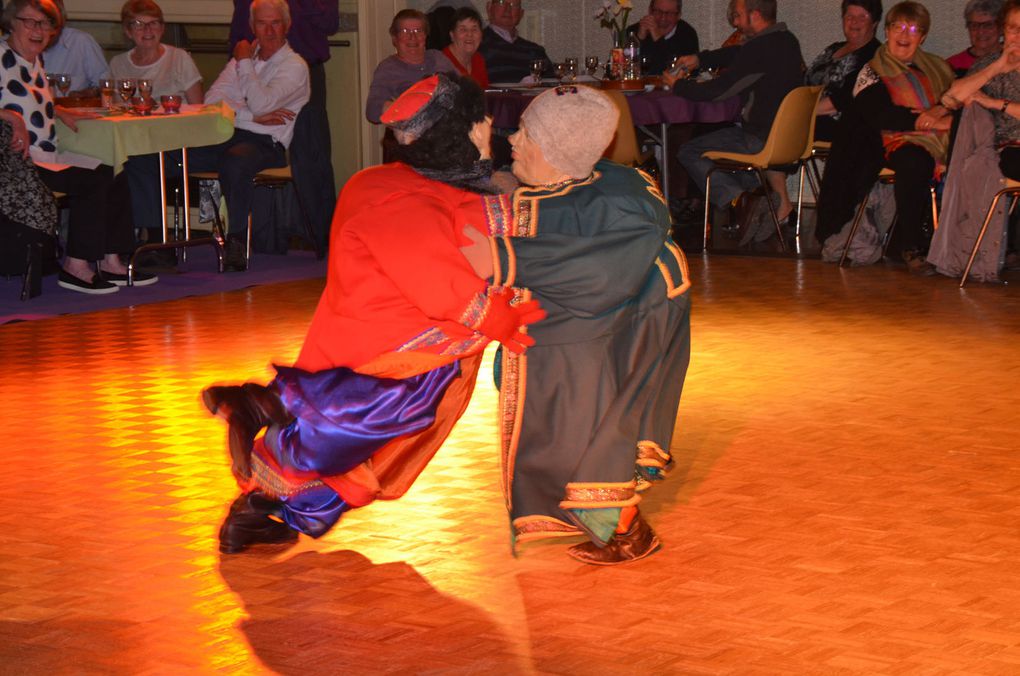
[
  {"x1": 755, "y1": 169, "x2": 788, "y2": 253},
  {"x1": 795, "y1": 162, "x2": 806, "y2": 241},
  {"x1": 960, "y1": 189, "x2": 1011, "y2": 287},
  {"x1": 930, "y1": 185, "x2": 939, "y2": 231},
  {"x1": 703, "y1": 170, "x2": 714, "y2": 253},
  {"x1": 839, "y1": 192, "x2": 871, "y2": 267}
]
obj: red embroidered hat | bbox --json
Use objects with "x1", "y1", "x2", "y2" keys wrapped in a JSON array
[{"x1": 380, "y1": 73, "x2": 460, "y2": 140}]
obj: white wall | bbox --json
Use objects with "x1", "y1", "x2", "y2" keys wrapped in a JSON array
[{"x1": 409, "y1": 0, "x2": 974, "y2": 69}]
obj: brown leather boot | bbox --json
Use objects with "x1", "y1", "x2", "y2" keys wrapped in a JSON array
[
  {"x1": 566, "y1": 514, "x2": 661, "y2": 566},
  {"x1": 202, "y1": 383, "x2": 292, "y2": 481}
]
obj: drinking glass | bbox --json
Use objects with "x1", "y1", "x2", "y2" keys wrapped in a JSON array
[
  {"x1": 99, "y1": 78, "x2": 115, "y2": 109},
  {"x1": 564, "y1": 57, "x2": 578, "y2": 82},
  {"x1": 529, "y1": 59, "x2": 544, "y2": 85},
  {"x1": 54, "y1": 74, "x2": 71, "y2": 97},
  {"x1": 137, "y1": 79, "x2": 153, "y2": 98},
  {"x1": 117, "y1": 78, "x2": 137, "y2": 104},
  {"x1": 584, "y1": 55, "x2": 600, "y2": 78}
]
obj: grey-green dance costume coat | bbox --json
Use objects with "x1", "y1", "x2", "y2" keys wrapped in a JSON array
[{"x1": 486, "y1": 160, "x2": 692, "y2": 547}]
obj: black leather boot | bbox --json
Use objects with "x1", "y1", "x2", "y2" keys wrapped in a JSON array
[
  {"x1": 566, "y1": 514, "x2": 661, "y2": 566},
  {"x1": 219, "y1": 492, "x2": 298, "y2": 554},
  {"x1": 202, "y1": 383, "x2": 292, "y2": 481}
]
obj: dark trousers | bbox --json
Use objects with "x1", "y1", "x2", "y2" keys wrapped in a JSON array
[
  {"x1": 125, "y1": 128, "x2": 286, "y2": 241},
  {"x1": 289, "y1": 62, "x2": 336, "y2": 253},
  {"x1": 886, "y1": 144, "x2": 935, "y2": 255},
  {"x1": 1000, "y1": 146, "x2": 1020, "y2": 181},
  {"x1": 37, "y1": 165, "x2": 134, "y2": 260}
]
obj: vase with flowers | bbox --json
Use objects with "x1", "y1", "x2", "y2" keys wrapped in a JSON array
[{"x1": 594, "y1": 0, "x2": 633, "y2": 79}]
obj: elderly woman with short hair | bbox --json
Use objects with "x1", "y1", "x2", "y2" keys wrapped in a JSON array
[
  {"x1": 442, "y1": 7, "x2": 489, "y2": 88},
  {"x1": 806, "y1": 0, "x2": 884, "y2": 141},
  {"x1": 948, "y1": 0, "x2": 1004, "y2": 77},
  {"x1": 107, "y1": 0, "x2": 203, "y2": 103},
  {"x1": 0, "y1": 0, "x2": 157, "y2": 293}
]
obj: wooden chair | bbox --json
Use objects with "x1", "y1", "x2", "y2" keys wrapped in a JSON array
[
  {"x1": 701, "y1": 85, "x2": 823, "y2": 254},
  {"x1": 959, "y1": 178, "x2": 1020, "y2": 287},
  {"x1": 838, "y1": 168, "x2": 939, "y2": 267}
]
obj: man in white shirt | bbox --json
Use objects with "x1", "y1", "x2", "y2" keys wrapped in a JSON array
[
  {"x1": 126, "y1": 0, "x2": 310, "y2": 270},
  {"x1": 42, "y1": 0, "x2": 108, "y2": 93}
]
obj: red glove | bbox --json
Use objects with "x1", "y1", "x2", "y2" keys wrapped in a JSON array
[{"x1": 476, "y1": 288, "x2": 546, "y2": 354}]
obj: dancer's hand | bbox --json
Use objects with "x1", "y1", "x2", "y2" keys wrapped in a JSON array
[{"x1": 477, "y1": 288, "x2": 546, "y2": 354}]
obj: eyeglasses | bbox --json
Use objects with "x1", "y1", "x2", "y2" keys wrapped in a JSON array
[
  {"x1": 13, "y1": 16, "x2": 54, "y2": 31},
  {"x1": 887, "y1": 22, "x2": 923, "y2": 35},
  {"x1": 966, "y1": 20, "x2": 998, "y2": 31},
  {"x1": 652, "y1": 10, "x2": 680, "y2": 18},
  {"x1": 128, "y1": 19, "x2": 163, "y2": 31},
  {"x1": 493, "y1": 0, "x2": 522, "y2": 8},
  {"x1": 397, "y1": 27, "x2": 424, "y2": 36}
]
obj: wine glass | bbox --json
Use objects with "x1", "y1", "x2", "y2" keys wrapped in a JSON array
[
  {"x1": 564, "y1": 57, "x2": 578, "y2": 83},
  {"x1": 137, "y1": 79, "x2": 153, "y2": 99},
  {"x1": 54, "y1": 73, "x2": 71, "y2": 97},
  {"x1": 554, "y1": 62, "x2": 569, "y2": 83},
  {"x1": 117, "y1": 78, "x2": 137, "y2": 105},
  {"x1": 584, "y1": 55, "x2": 600, "y2": 78},
  {"x1": 529, "y1": 59, "x2": 544, "y2": 85}
]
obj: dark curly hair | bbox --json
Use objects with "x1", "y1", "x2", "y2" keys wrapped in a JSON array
[{"x1": 390, "y1": 73, "x2": 487, "y2": 172}]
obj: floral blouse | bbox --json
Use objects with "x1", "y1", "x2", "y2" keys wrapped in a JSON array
[{"x1": 806, "y1": 38, "x2": 880, "y2": 116}]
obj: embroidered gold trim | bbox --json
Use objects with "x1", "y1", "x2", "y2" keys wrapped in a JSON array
[
  {"x1": 250, "y1": 454, "x2": 324, "y2": 499},
  {"x1": 513, "y1": 515, "x2": 582, "y2": 542},
  {"x1": 656, "y1": 239, "x2": 692, "y2": 299},
  {"x1": 558, "y1": 481, "x2": 640, "y2": 509}
]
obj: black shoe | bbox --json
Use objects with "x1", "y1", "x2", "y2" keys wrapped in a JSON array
[
  {"x1": 224, "y1": 237, "x2": 248, "y2": 272},
  {"x1": 219, "y1": 493, "x2": 298, "y2": 554},
  {"x1": 202, "y1": 383, "x2": 292, "y2": 481},
  {"x1": 135, "y1": 248, "x2": 178, "y2": 270},
  {"x1": 98, "y1": 270, "x2": 159, "y2": 287},
  {"x1": 57, "y1": 269, "x2": 119, "y2": 295},
  {"x1": 902, "y1": 249, "x2": 937, "y2": 276}
]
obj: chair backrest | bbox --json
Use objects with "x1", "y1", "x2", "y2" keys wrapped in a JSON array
[
  {"x1": 602, "y1": 89, "x2": 644, "y2": 166},
  {"x1": 757, "y1": 85, "x2": 823, "y2": 167}
]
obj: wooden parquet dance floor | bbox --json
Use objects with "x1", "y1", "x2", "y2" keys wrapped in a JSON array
[{"x1": 2, "y1": 256, "x2": 1020, "y2": 675}]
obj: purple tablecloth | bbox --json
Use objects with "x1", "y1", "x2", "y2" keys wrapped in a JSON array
[{"x1": 486, "y1": 89, "x2": 741, "y2": 128}]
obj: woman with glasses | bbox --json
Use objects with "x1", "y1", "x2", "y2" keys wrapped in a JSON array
[
  {"x1": 929, "y1": 0, "x2": 1020, "y2": 281},
  {"x1": 947, "y1": 0, "x2": 1004, "y2": 77},
  {"x1": 816, "y1": 1, "x2": 954, "y2": 274},
  {"x1": 0, "y1": 0, "x2": 156, "y2": 293},
  {"x1": 107, "y1": 0, "x2": 203, "y2": 103},
  {"x1": 365, "y1": 9, "x2": 454, "y2": 124}
]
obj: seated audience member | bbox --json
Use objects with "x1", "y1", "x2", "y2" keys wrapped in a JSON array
[
  {"x1": 947, "y1": 0, "x2": 1004, "y2": 77},
  {"x1": 928, "y1": 0, "x2": 1020, "y2": 281},
  {"x1": 365, "y1": 10, "x2": 454, "y2": 124},
  {"x1": 627, "y1": 0, "x2": 699, "y2": 75},
  {"x1": 41, "y1": 0, "x2": 107, "y2": 94},
  {"x1": 107, "y1": 0, "x2": 203, "y2": 102},
  {"x1": 815, "y1": 1, "x2": 954, "y2": 274},
  {"x1": 806, "y1": 0, "x2": 882, "y2": 142},
  {"x1": 124, "y1": 0, "x2": 309, "y2": 271},
  {"x1": 721, "y1": 0, "x2": 747, "y2": 48},
  {"x1": 663, "y1": 0, "x2": 804, "y2": 232},
  {"x1": 443, "y1": 7, "x2": 489, "y2": 88},
  {"x1": 0, "y1": 0, "x2": 156, "y2": 294},
  {"x1": 479, "y1": 0, "x2": 551, "y2": 83}
]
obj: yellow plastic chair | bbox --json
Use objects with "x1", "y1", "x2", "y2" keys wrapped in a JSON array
[
  {"x1": 602, "y1": 89, "x2": 654, "y2": 168},
  {"x1": 701, "y1": 85, "x2": 823, "y2": 253}
]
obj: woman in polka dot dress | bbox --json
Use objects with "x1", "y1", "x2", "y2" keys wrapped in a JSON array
[{"x1": 0, "y1": 0, "x2": 156, "y2": 293}]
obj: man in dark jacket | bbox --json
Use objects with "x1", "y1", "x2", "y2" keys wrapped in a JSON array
[
  {"x1": 665, "y1": 0, "x2": 803, "y2": 214},
  {"x1": 628, "y1": 0, "x2": 699, "y2": 75},
  {"x1": 478, "y1": 0, "x2": 551, "y2": 83}
]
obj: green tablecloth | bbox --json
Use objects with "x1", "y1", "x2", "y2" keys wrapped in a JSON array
[{"x1": 55, "y1": 102, "x2": 235, "y2": 174}]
